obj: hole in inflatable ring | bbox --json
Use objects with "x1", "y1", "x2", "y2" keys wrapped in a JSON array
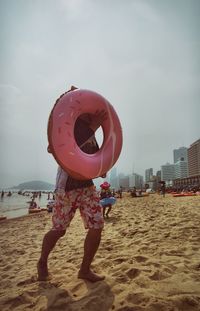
[
  {"x1": 95, "y1": 126, "x2": 104, "y2": 149},
  {"x1": 74, "y1": 114, "x2": 104, "y2": 154}
]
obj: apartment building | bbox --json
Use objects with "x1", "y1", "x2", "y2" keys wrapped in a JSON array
[
  {"x1": 188, "y1": 139, "x2": 200, "y2": 176},
  {"x1": 173, "y1": 147, "x2": 188, "y2": 163}
]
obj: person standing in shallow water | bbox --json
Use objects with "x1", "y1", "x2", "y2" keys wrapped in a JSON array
[
  {"x1": 1, "y1": 191, "x2": 4, "y2": 198},
  {"x1": 37, "y1": 86, "x2": 107, "y2": 282}
]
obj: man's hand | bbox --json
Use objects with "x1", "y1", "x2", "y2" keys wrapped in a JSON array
[{"x1": 89, "y1": 110, "x2": 108, "y2": 131}]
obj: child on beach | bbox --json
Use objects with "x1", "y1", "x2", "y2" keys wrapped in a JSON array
[
  {"x1": 100, "y1": 182, "x2": 116, "y2": 218},
  {"x1": 37, "y1": 86, "x2": 107, "y2": 283}
]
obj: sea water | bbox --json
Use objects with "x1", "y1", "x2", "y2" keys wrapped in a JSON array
[{"x1": 0, "y1": 192, "x2": 52, "y2": 219}]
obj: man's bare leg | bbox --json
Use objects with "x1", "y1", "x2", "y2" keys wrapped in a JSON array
[
  {"x1": 78, "y1": 228, "x2": 105, "y2": 282},
  {"x1": 37, "y1": 229, "x2": 65, "y2": 281}
]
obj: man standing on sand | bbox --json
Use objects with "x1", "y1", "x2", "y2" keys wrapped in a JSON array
[
  {"x1": 37, "y1": 86, "x2": 107, "y2": 282},
  {"x1": 160, "y1": 181, "x2": 166, "y2": 197}
]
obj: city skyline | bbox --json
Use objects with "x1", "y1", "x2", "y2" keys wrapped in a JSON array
[
  {"x1": 0, "y1": 136, "x2": 199, "y2": 190},
  {"x1": 110, "y1": 137, "x2": 200, "y2": 181}
]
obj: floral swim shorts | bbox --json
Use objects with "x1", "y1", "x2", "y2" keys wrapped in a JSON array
[{"x1": 52, "y1": 186, "x2": 104, "y2": 230}]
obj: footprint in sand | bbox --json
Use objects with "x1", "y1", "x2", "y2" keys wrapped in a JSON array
[
  {"x1": 17, "y1": 276, "x2": 37, "y2": 286},
  {"x1": 117, "y1": 305, "x2": 145, "y2": 311},
  {"x1": 105, "y1": 245, "x2": 113, "y2": 251},
  {"x1": 126, "y1": 268, "x2": 141, "y2": 279},
  {"x1": 126, "y1": 291, "x2": 150, "y2": 306},
  {"x1": 2, "y1": 264, "x2": 13, "y2": 271},
  {"x1": 70, "y1": 281, "x2": 88, "y2": 300},
  {"x1": 113, "y1": 257, "x2": 129, "y2": 264},
  {"x1": 134, "y1": 255, "x2": 148, "y2": 263},
  {"x1": 115, "y1": 274, "x2": 130, "y2": 283},
  {"x1": 149, "y1": 269, "x2": 170, "y2": 281}
]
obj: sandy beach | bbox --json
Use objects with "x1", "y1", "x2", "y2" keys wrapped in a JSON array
[{"x1": 0, "y1": 193, "x2": 200, "y2": 311}]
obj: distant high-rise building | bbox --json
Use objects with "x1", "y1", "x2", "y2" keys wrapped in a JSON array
[
  {"x1": 110, "y1": 167, "x2": 119, "y2": 189},
  {"x1": 119, "y1": 175, "x2": 129, "y2": 189},
  {"x1": 145, "y1": 168, "x2": 153, "y2": 182},
  {"x1": 161, "y1": 163, "x2": 175, "y2": 184},
  {"x1": 173, "y1": 147, "x2": 188, "y2": 163},
  {"x1": 152, "y1": 170, "x2": 161, "y2": 191},
  {"x1": 188, "y1": 139, "x2": 200, "y2": 176},
  {"x1": 174, "y1": 159, "x2": 188, "y2": 179},
  {"x1": 156, "y1": 170, "x2": 161, "y2": 180},
  {"x1": 129, "y1": 173, "x2": 143, "y2": 189}
]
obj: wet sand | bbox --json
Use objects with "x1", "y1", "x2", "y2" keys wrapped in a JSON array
[{"x1": 0, "y1": 193, "x2": 200, "y2": 311}]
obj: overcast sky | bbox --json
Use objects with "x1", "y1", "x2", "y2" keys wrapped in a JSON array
[{"x1": 0, "y1": 0, "x2": 199, "y2": 188}]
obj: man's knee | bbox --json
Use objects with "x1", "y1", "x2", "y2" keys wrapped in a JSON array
[
  {"x1": 58, "y1": 229, "x2": 66, "y2": 237},
  {"x1": 88, "y1": 227, "x2": 103, "y2": 236},
  {"x1": 53, "y1": 229, "x2": 66, "y2": 238}
]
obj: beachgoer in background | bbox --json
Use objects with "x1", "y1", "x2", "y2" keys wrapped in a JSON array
[
  {"x1": 37, "y1": 86, "x2": 107, "y2": 283},
  {"x1": 29, "y1": 198, "x2": 38, "y2": 209},
  {"x1": 1, "y1": 191, "x2": 4, "y2": 199},
  {"x1": 100, "y1": 182, "x2": 116, "y2": 218},
  {"x1": 159, "y1": 181, "x2": 166, "y2": 197},
  {"x1": 130, "y1": 187, "x2": 137, "y2": 197},
  {"x1": 117, "y1": 187, "x2": 122, "y2": 198},
  {"x1": 161, "y1": 182, "x2": 166, "y2": 197}
]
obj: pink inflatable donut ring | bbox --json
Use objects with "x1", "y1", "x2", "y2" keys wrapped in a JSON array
[{"x1": 48, "y1": 89, "x2": 123, "y2": 180}]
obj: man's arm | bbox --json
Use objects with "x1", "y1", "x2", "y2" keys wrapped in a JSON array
[{"x1": 88, "y1": 110, "x2": 108, "y2": 132}]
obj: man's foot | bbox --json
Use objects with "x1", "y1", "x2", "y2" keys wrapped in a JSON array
[
  {"x1": 78, "y1": 270, "x2": 105, "y2": 282},
  {"x1": 37, "y1": 260, "x2": 49, "y2": 281}
]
